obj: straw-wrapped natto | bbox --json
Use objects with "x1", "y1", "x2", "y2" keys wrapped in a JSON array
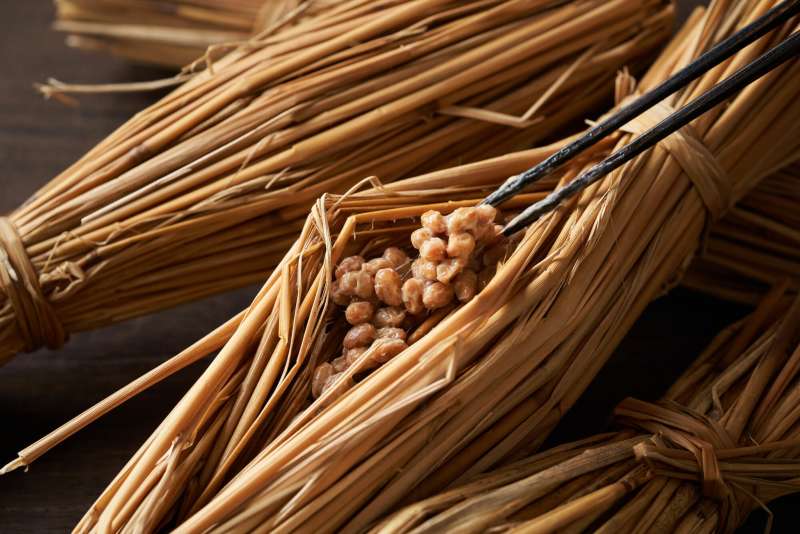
[
  {"x1": 7, "y1": 138, "x2": 588, "y2": 529},
  {"x1": 1, "y1": 0, "x2": 673, "y2": 364},
  {"x1": 377, "y1": 285, "x2": 800, "y2": 534},
  {"x1": 6, "y1": 1, "x2": 800, "y2": 531}
]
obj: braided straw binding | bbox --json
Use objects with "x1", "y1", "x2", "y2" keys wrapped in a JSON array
[
  {"x1": 617, "y1": 100, "x2": 731, "y2": 222},
  {"x1": 608, "y1": 75, "x2": 733, "y2": 296},
  {"x1": 0, "y1": 217, "x2": 66, "y2": 358}
]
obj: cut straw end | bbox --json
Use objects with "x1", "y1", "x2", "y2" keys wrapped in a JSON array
[{"x1": 0, "y1": 456, "x2": 28, "y2": 475}]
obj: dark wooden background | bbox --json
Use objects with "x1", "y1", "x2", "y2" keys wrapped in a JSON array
[{"x1": 0, "y1": 1, "x2": 794, "y2": 532}]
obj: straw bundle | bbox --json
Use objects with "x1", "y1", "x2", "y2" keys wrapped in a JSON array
[
  {"x1": 2, "y1": 0, "x2": 672, "y2": 365},
  {"x1": 53, "y1": 0, "x2": 280, "y2": 67},
  {"x1": 11, "y1": 2, "x2": 794, "y2": 531},
  {"x1": 7, "y1": 140, "x2": 588, "y2": 528},
  {"x1": 377, "y1": 286, "x2": 800, "y2": 534},
  {"x1": 685, "y1": 162, "x2": 800, "y2": 305},
  {"x1": 109, "y1": 2, "x2": 800, "y2": 533}
]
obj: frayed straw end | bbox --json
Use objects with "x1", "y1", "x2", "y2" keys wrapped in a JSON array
[
  {"x1": 0, "y1": 456, "x2": 28, "y2": 475},
  {"x1": 34, "y1": 75, "x2": 189, "y2": 106},
  {"x1": 34, "y1": 80, "x2": 79, "y2": 107}
]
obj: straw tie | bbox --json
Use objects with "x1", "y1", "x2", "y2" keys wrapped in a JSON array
[
  {"x1": 616, "y1": 399, "x2": 733, "y2": 491},
  {"x1": 617, "y1": 98, "x2": 731, "y2": 221},
  {"x1": 0, "y1": 217, "x2": 66, "y2": 353},
  {"x1": 615, "y1": 397, "x2": 800, "y2": 533}
]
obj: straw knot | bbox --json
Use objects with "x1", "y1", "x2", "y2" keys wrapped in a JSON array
[
  {"x1": 616, "y1": 398, "x2": 735, "y2": 499},
  {"x1": 0, "y1": 217, "x2": 66, "y2": 353},
  {"x1": 617, "y1": 398, "x2": 743, "y2": 533},
  {"x1": 617, "y1": 98, "x2": 731, "y2": 221},
  {"x1": 617, "y1": 397, "x2": 800, "y2": 533}
]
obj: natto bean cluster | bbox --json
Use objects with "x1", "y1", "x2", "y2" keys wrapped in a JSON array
[{"x1": 313, "y1": 205, "x2": 505, "y2": 398}]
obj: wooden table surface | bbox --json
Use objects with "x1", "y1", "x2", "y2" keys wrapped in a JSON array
[{"x1": 0, "y1": 2, "x2": 794, "y2": 533}]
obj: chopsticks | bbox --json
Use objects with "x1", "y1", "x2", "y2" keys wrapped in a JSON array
[{"x1": 484, "y1": 0, "x2": 800, "y2": 235}]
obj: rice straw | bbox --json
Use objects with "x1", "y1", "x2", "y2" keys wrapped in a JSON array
[
  {"x1": 7, "y1": 3, "x2": 800, "y2": 532},
  {"x1": 2, "y1": 0, "x2": 672, "y2": 365},
  {"x1": 139, "y1": 3, "x2": 800, "y2": 531},
  {"x1": 377, "y1": 286, "x2": 800, "y2": 534}
]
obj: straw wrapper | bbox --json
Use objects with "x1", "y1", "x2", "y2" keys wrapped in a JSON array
[
  {"x1": 20, "y1": 1, "x2": 796, "y2": 530},
  {"x1": 2, "y1": 0, "x2": 672, "y2": 364},
  {"x1": 6, "y1": 1, "x2": 800, "y2": 532},
  {"x1": 134, "y1": 4, "x2": 800, "y2": 531},
  {"x1": 377, "y1": 286, "x2": 800, "y2": 534}
]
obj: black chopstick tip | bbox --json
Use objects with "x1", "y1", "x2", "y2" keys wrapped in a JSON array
[
  {"x1": 501, "y1": 203, "x2": 547, "y2": 236},
  {"x1": 500, "y1": 223, "x2": 520, "y2": 238},
  {"x1": 501, "y1": 216, "x2": 533, "y2": 237},
  {"x1": 483, "y1": 182, "x2": 516, "y2": 207}
]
